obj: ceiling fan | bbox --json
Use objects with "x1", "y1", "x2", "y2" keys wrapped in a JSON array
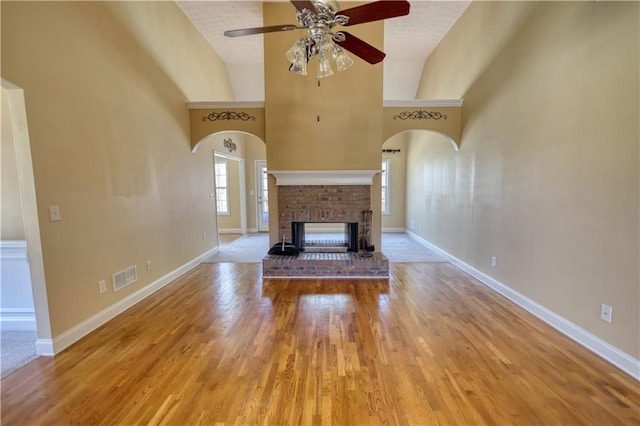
[{"x1": 224, "y1": 0, "x2": 410, "y2": 78}]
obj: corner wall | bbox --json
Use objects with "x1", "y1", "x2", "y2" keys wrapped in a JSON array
[{"x1": 410, "y1": 2, "x2": 639, "y2": 360}]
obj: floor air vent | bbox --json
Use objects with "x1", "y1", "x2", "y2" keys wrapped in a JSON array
[{"x1": 112, "y1": 265, "x2": 137, "y2": 291}]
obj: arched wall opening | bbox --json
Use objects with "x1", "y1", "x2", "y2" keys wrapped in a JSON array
[
  {"x1": 381, "y1": 129, "x2": 459, "y2": 242},
  {"x1": 192, "y1": 131, "x2": 267, "y2": 248}
]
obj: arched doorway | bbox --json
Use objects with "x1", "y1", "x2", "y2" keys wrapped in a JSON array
[{"x1": 192, "y1": 130, "x2": 267, "y2": 252}]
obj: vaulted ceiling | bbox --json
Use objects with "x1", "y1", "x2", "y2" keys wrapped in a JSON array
[{"x1": 177, "y1": 1, "x2": 469, "y2": 101}]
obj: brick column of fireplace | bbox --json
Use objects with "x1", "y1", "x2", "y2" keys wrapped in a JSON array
[{"x1": 277, "y1": 185, "x2": 371, "y2": 244}]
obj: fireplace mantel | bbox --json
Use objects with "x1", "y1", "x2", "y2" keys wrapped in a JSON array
[{"x1": 269, "y1": 170, "x2": 380, "y2": 186}]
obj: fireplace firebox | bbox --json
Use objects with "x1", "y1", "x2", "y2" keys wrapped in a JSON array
[{"x1": 292, "y1": 222, "x2": 358, "y2": 252}]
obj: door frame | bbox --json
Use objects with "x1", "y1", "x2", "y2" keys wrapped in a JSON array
[
  {"x1": 255, "y1": 160, "x2": 269, "y2": 232},
  {"x1": 213, "y1": 151, "x2": 247, "y2": 235},
  {"x1": 2, "y1": 79, "x2": 54, "y2": 355}
]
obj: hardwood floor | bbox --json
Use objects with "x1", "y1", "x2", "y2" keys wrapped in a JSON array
[{"x1": 2, "y1": 262, "x2": 638, "y2": 425}]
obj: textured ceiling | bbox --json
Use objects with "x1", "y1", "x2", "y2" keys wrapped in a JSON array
[{"x1": 177, "y1": 1, "x2": 470, "y2": 98}]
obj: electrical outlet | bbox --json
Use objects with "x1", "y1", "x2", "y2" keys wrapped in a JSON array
[
  {"x1": 491, "y1": 256, "x2": 497, "y2": 267},
  {"x1": 600, "y1": 304, "x2": 612, "y2": 323},
  {"x1": 146, "y1": 260, "x2": 152, "y2": 271},
  {"x1": 202, "y1": 232, "x2": 207, "y2": 240},
  {"x1": 98, "y1": 280, "x2": 106, "y2": 294}
]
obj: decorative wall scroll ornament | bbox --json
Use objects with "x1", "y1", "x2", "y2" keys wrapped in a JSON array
[
  {"x1": 393, "y1": 110, "x2": 448, "y2": 120},
  {"x1": 223, "y1": 138, "x2": 237, "y2": 153},
  {"x1": 382, "y1": 149, "x2": 401, "y2": 154},
  {"x1": 202, "y1": 111, "x2": 256, "y2": 122}
]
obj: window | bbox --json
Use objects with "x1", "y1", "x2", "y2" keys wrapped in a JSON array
[
  {"x1": 381, "y1": 159, "x2": 390, "y2": 215},
  {"x1": 215, "y1": 158, "x2": 229, "y2": 215}
]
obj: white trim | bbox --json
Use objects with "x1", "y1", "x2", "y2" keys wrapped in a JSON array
[
  {"x1": 36, "y1": 339, "x2": 54, "y2": 356},
  {"x1": 3, "y1": 80, "x2": 54, "y2": 350},
  {"x1": 219, "y1": 228, "x2": 244, "y2": 234},
  {"x1": 190, "y1": 101, "x2": 464, "y2": 109},
  {"x1": 0, "y1": 240, "x2": 28, "y2": 260},
  {"x1": 187, "y1": 101, "x2": 264, "y2": 109},
  {"x1": 406, "y1": 230, "x2": 640, "y2": 381},
  {"x1": 382, "y1": 227, "x2": 406, "y2": 233},
  {"x1": 383, "y1": 99, "x2": 463, "y2": 108},
  {"x1": 50, "y1": 246, "x2": 219, "y2": 355},
  {"x1": 214, "y1": 152, "x2": 247, "y2": 234},
  {"x1": 247, "y1": 228, "x2": 259, "y2": 234},
  {"x1": 256, "y1": 160, "x2": 269, "y2": 232},
  {"x1": 0, "y1": 308, "x2": 36, "y2": 331},
  {"x1": 381, "y1": 159, "x2": 390, "y2": 215},
  {"x1": 269, "y1": 170, "x2": 380, "y2": 186},
  {"x1": 214, "y1": 151, "x2": 243, "y2": 162}
]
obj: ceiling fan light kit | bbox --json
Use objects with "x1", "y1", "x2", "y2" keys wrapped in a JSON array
[{"x1": 224, "y1": 0, "x2": 410, "y2": 79}]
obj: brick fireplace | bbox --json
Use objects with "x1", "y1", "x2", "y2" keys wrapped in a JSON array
[
  {"x1": 262, "y1": 171, "x2": 389, "y2": 279},
  {"x1": 278, "y1": 185, "x2": 370, "y2": 249}
]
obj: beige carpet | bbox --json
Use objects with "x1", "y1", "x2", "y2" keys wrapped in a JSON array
[
  {"x1": 203, "y1": 232, "x2": 448, "y2": 264},
  {"x1": 1, "y1": 330, "x2": 38, "y2": 378}
]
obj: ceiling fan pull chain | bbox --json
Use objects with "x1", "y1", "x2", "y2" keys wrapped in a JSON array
[{"x1": 317, "y1": 79, "x2": 321, "y2": 122}]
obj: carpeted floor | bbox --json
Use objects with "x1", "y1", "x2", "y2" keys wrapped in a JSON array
[
  {"x1": 203, "y1": 232, "x2": 448, "y2": 264},
  {"x1": 1, "y1": 330, "x2": 38, "y2": 378},
  {"x1": 203, "y1": 233, "x2": 270, "y2": 263},
  {"x1": 381, "y1": 233, "x2": 449, "y2": 263}
]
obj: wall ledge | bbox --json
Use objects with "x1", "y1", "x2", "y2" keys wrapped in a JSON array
[
  {"x1": 187, "y1": 101, "x2": 265, "y2": 109},
  {"x1": 383, "y1": 99, "x2": 463, "y2": 107},
  {"x1": 406, "y1": 230, "x2": 640, "y2": 381},
  {"x1": 269, "y1": 170, "x2": 380, "y2": 186},
  {"x1": 0, "y1": 240, "x2": 27, "y2": 260},
  {"x1": 0, "y1": 308, "x2": 36, "y2": 331}
]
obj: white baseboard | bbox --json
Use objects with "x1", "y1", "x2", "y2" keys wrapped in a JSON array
[
  {"x1": 382, "y1": 227, "x2": 406, "y2": 233},
  {"x1": 407, "y1": 230, "x2": 640, "y2": 381},
  {"x1": 36, "y1": 339, "x2": 54, "y2": 356},
  {"x1": 51, "y1": 247, "x2": 219, "y2": 355},
  {"x1": 219, "y1": 228, "x2": 243, "y2": 234},
  {"x1": 0, "y1": 308, "x2": 36, "y2": 331},
  {"x1": 247, "y1": 228, "x2": 258, "y2": 233}
]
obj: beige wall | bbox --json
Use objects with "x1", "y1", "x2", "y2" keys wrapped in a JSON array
[
  {"x1": 409, "y1": 1, "x2": 639, "y2": 358},
  {"x1": 381, "y1": 134, "x2": 408, "y2": 231},
  {"x1": 263, "y1": 2, "x2": 384, "y2": 248},
  {"x1": 1, "y1": 1, "x2": 233, "y2": 336},
  {"x1": 1, "y1": 89, "x2": 26, "y2": 240}
]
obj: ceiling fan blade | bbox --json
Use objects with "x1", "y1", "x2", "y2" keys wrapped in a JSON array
[
  {"x1": 335, "y1": 31, "x2": 386, "y2": 64},
  {"x1": 224, "y1": 25, "x2": 298, "y2": 38},
  {"x1": 290, "y1": 0, "x2": 317, "y2": 13},
  {"x1": 340, "y1": 0, "x2": 410, "y2": 26}
]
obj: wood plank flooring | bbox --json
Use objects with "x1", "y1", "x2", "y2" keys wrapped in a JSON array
[{"x1": 2, "y1": 262, "x2": 638, "y2": 425}]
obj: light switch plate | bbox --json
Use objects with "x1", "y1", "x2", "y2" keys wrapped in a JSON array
[{"x1": 49, "y1": 205, "x2": 61, "y2": 221}]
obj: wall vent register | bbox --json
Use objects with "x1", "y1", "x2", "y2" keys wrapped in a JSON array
[{"x1": 112, "y1": 265, "x2": 137, "y2": 292}]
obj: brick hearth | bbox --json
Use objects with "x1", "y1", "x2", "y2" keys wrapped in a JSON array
[{"x1": 263, "y1": 252, "x2": 389, "y2": 279}]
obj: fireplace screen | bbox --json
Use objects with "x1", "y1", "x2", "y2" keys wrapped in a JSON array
[{"x1": 292, "y1": 222, "x2": 358, "y2": 252}]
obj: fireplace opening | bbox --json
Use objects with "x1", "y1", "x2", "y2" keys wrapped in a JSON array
[{"x1": 292, "y1": 222, "x2": 358, "y2": 253}]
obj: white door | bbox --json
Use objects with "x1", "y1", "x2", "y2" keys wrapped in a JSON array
[{"x1": 256, "y1": 161, "x2": 269, "y2": 232}]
